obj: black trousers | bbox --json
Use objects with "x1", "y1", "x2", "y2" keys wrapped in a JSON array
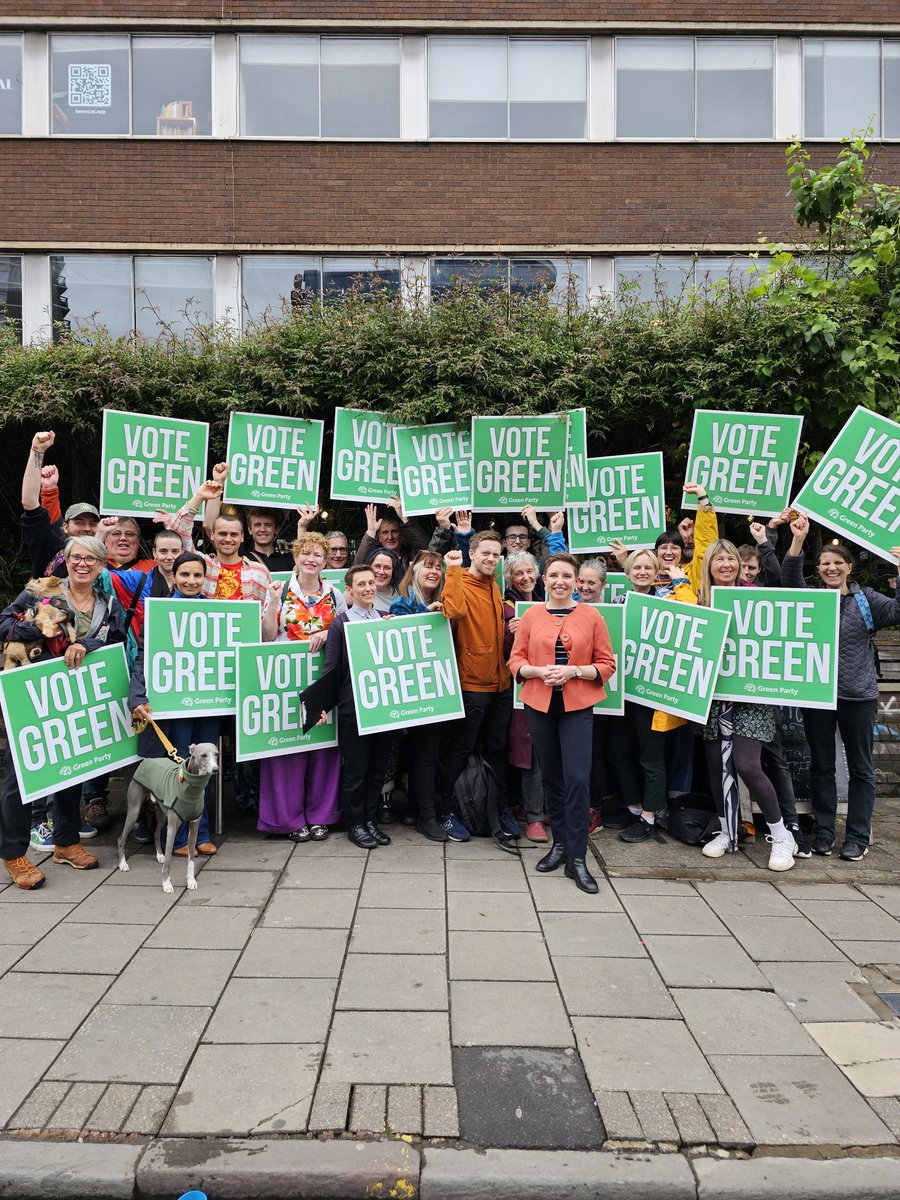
[
  {"x1": 442, "y1": 688, "x2": 513, "y2": 813},
  {"x1": 606, "y1": 702, "x2": 667, "y2": 815},
  {"x1": 525, "y1": 704, "x2": 593, "y2": 860},
  {"x1": 405, "y1": 722, "x2": 443, "y2": 823},
  {"x1": 1, "y1": 749, "x2": 81, "y2": 860},
  {"x1": 803, "y1": 699, "x2": 877, "y2": 847},
  {"x1": 339, "y1": 717, "x2": 394, "y2": 827}
]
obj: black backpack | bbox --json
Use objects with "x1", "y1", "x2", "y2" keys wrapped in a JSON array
[
  {"x1": 453, "y1": 755, "x2": 499, "y2": 838},
  {"x1": 664, "y1": 793, "x2": 719, "y2": 847}
]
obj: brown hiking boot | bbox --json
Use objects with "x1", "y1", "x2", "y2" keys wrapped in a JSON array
[
  {"x1": 52, "y1": 843, "x2": 99, "y2": 870},
  {"x1": 4, "y1": 856, "x2": 46, "y2": 890}
]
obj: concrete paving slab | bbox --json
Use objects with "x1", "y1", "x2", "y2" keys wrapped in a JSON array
[
  {"x1": 102, "y1": 947, "x2": 239, "y2": 1007},
  {"x1": 620, "y1": 895, "x2": 727, "y2": 935},
  {"x1": 235, "y1": 927, "x2": 348, "y2": 977},
  {"x1": 553, "y1": 957, "x2": 679, "y2": 1018},
  {"x1": 444, "y1": 838, "x2": 523, "y2": 860},
  {"x1": 0, "y1": 971, "x2": 112, "y2": 1038},
  {"x1": 573, "y1": 1017, "x2": 722, "y2": 1094},
  {"x1": 145, "y1": 904, "x2": 258, "y2": 949},
  {"x1": 791, "y1": 899, "x2": 900, "y2": 941},
  {"x1": 805, "y1": 1021, "x2": 900, "y2": 1097},
  {"x1": 388, "y1": 1084, "x2": 423, "y2": 1134},
  {"x1": 541, "y1": 912, "x2": 646, "y2": 957},
  {"x1": 861, "y1": 884, "x2": 900, "y2": 916},
  {"x1": 708, "y1": 1052, "x2": 895, "y2": 1145},
  {"x1": 451, "y1": 981, "x2": 573, "y2": 1047},
  {"x1": 420, "y1": 1146, "x2": 695, "y2": 1200},
  {"x1": 177, "y1": 868, "x2": 280, "y2": 908},
  {"x1": 0, "y1": 1138, "x2": 144, "y2": 1198},
  {"x1": 349, "y1": 1083, "x2": 387, "y2": 1132},
  {"x1": 695, "y1": 1092, "x2": 754, "y2": 1149},
  {"x1": 350, "y1": 907, "x2": 447, "y2": 954},
  {"x1": 453, "y1": 1046, "x2": 604, "y2": 1148},
  {"x1": 446, "y1": 860, "x2": 528, "y2": 892},
  {"x1": 759, "y1": 960, "x2": 879, "y2": 1022},
  {"x1": 610, "y1": 878, "x2": 697, "y2": 896},
  {"x1": 643, "y1": 936, "x2": 769, "y2": 989},
  {"x1": 0, "y1": 946, "x2": 28, "y2": 976},
  {"x1": 66, "y1": 886, "x2": 179, "y2": 925},
  {"x1": 46, "y1": 1003, "x2": 210, "y2": 1084},
  {"x1": 46, "y1": 1081, "x2": 106, "y2": 1131},
  {"x1": 448, "y1": 931, "x2": 554, "y2": 981},
  {"x1": 367, "y1": 844, "x2": 445, "y2": 872},
  {"x1": 203, "y1": 976, "x2": 337, "y2": 1042},
  {"x1": 671, "y1": 988, "x2": 821, "y2": 1055},
  {"x1": 424, "y1": 1085, "x2": 460, "y2": 1137},
  {"x1": 338, "y1": 952, "x2": 448, "y2": 1011},
  {"x1": 527, "y1": 873, "x2": 623, "y2": 912},
  {"x1": 778, "y1": 882, "x2": 870, "y2": 902},
  {"x1": 138, "y1": 1135, "x2": 418, "y2": 1198},
  {"x1": 199, "y1": 837, "x2": 296, "y2": 870},
  {"x1": 695, "y1": 880, "x2": 798, "y2": 917},
  {"x1": 321, "y1": 1011, "x2": 453, "y2": 1084},
  {"x1": 280, "y1": 855, "x2": 366, "y2": 889},
  {"x1": 104, "y1": 849, "x2": 210, "y2": 885},
  {"x1": 836, "y1": 940, "x2": 900, "y2": 965},
  {"x1": 162, "y1": 1043, "x2": 323, "y2": 1135},
  {"x1": 663, "y1": 1091, "x2": 714, "y2": 1145},
  {"x1": 0, "y1": 866, "x2": 113, "y2": 906},
  {"x1": 359, "y1": 872, "x2": 445, "y2": 909},
  {"x1": 14, "y1": 922, "x2": 152, "y2": 974},
  {"x1": 7, "y1": 1079, "x2": 70, "y2": 1130},
  {"x1": 630, "y1": 1090, "x2": 679, "y2": 1143},
  {"x1": 694, "y1": 1154, "x2": 900, "y2": 1200},
  {"x1": 84, "y1": 1081, "x2": 141, "y2": 1132},
  {"x1": 0, "y1": 904, "x2": 75, "y2": 945},
  {"x1": 308, "y1": 1080, "x2": 351, "y2": 1132},
  {"x1": 121, "y1": 1084, "x2": 176, "y2": 1134},
  {"x1": 718, "y1": 914, "x2": 849, "y2": 961},
  {"x1": 593, "y1": 1089, "x2": 642, "y2": 1139},
  {"x1": 448, "y1": 891, "x2": 540, "y2": 933},
  {"x1": 261, "y1": 888, "x2": 357, "y2": 928},
  {"x1": 0, "y1": 1038, "x2": 65, "y2": 1125}
]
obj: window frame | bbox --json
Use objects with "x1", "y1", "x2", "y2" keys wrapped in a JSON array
[
  {"x1": 238, "y1": 254, "x2": 403, "y2": 327},
  {"x1": 801, "y1": 36, "x2": 899, "y2": 141},
  {"x1": 429, "y1": 255, "x2": 589, "y2": 307},
  {"x1": 0, "y1": 253, "x2": 23, "y2": 340},
  {"x1": 613, "y1": 254, "x2": 762, "y2": 304},
  {"x1": 0, "y1": 32, "x2": 23, "y2": 137}
]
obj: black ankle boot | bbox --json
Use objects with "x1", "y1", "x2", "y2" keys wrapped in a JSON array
[
  {"x1": 565, "y1": 857, "x2": 599, "y2": 894},
  {"x1": 536, "y1": 843, "x2": 567, "y2": 872}
]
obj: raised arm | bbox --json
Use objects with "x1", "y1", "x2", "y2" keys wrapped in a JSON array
[
  {"x1": 22, "y1": 431, "x2": 55, "y2": 511},
  {"x1": 201, "y1": 463, "x2": 229, "y2": 539}
]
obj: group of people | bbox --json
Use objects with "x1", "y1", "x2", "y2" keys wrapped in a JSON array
[{"x1": 0, "y1": 428, "x2": 894, "y2": 895}]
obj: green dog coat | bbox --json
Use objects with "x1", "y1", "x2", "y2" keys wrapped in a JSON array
[{"x1": 133, "y1": 758, "x2": 208, "y2": 823}]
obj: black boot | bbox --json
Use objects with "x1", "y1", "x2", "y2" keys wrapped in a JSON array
[
  {"x1": 536, "y1": 843, "x2": 567, "y2": 873},
  {"x1": 565, "y1": 857, "x2": 599, "y2": 894},
  {"x1": 366, "y1": 822, "x2": 392, "y2": 846}
]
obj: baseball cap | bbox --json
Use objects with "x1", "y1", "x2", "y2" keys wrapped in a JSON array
[{"x1": 64, "y1": 503, "x2": 100, "y2": 522}]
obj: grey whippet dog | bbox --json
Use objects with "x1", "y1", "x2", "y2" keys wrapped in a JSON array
[{"x1": 117, "y1": 742, "x2": 218, "y2": 893}]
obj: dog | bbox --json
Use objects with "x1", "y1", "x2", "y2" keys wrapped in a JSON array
[
  {"x1": 2, "y1": 578, "x2": 75, "y2": 670},
  {"x1": 117, "y1": 743, "x2": 219, "y2": 894}
]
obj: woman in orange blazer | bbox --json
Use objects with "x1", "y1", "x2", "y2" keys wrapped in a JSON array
[{"x1": 508, "y1": 553, "x2": 616, "y2": 893}]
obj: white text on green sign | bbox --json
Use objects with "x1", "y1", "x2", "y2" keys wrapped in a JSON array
[
  {"x1": 101, "y1": 410, "x2": 208, "y2": 518},
  {"x1": 568, "y1": 453, "x2": 665, "y2": 551},
  {"x1": 225, "y1": 413, "x2": 324, "y2": 508},
  {"x1": 683, "y1": 411, "x2": 803, "y2": 517},
  {"x1": 394, "y1": 423, "x2": 472, "y2": 516},
  {"x1": 330, "y1": 409, "x2": 404, "y2": 502},
  {"x1": 236, "y1": 642, "x2": 337, "y2": 760},
  {"x1": 471, "y1": 415, "x2": 568, "y2": 510}
]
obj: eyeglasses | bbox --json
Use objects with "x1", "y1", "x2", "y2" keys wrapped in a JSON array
[
  {"x1": 68, "y1": 554, "x2": 100, "y2": 566},
  {"x1": 504, "y1": 533, "x2": 529, "y2": 543}
]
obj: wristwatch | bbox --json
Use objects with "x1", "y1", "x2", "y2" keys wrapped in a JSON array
[{"x1": 574, "y1": 665, "x2": 584, "y2": 678}]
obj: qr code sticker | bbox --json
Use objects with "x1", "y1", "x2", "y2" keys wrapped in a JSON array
[{"x1": 68, "y1": 63, "x2": 112, "y2": 109}]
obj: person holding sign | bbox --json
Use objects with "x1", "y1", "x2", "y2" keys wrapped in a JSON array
[
  {"x1": 0, "y1": 536, "x2": 126, "y2": 888},
  {"x1": 698, "y1": 541, "x2": 797, "y2": 871},
  {"x1": 783, "y1": 515, "x2": 900, "y2": 861},
  {"x1": 650, "y1": 483, "x2": 718, "y2": 592},
  {"x1": 258, "y1": 532, "x2": 345, "y2": 842},
  {"x1": 355, "y1": 500, "x2": 429, "y2": 571},
  {"x1": 508, "y1": 553, "x2": 615, "y2": 893},
  {"x1": 19, "y1": 431, "x2": 100, "y2": 578}
]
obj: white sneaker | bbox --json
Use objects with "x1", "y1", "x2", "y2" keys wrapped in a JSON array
[
  {"x1": 702, "y1": 831, "x2": 733, "y2": 858},
  {"x1": 767, "y1": 832, "x2": 798, "y2": 872}
]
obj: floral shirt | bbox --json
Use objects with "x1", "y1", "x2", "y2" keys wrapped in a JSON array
[{"x1": 279, "y1": 579, "x2": 344, "y2": 642}]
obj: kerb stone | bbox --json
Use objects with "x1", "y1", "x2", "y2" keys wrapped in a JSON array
[
  {"x1": 694, "y1": 1154, "x2": 900, "y2": 1199},
  {"x1": 0, "y1": 1139, "x2": 142, "y2": 1198}
]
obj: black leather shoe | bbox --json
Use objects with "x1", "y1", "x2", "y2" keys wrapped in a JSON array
[
  {"x1": 348, "y1": 824, "x2": 377, "y2": 849},
  {"x1": 376, "y1": 802, "x2": 396, "y2": 826},
  {"x1": 366, "y1": 822, "x2": 392, "y2": 846},
  {"x1": 565, "y1": 857, "x2": 599, "y2": 894},
  {"x1": 417, "y1": 818, "x2": 448, "y2": 842},
  {"x1": 536, "y1": 843, "x2": 567, "y2": 872}
]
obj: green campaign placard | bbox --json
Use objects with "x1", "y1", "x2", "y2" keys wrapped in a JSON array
[
  {"x1": 321, "y1": 568, "x2": 347, "y2": 590},
  {"x1": 224, "y1": 412, "x2": 324, "y2": 509},
  {"x1": 623, "y1": 592, "x2": 731, "y2": 724},
  {"x1": 793, "y1": 406, "x2": 900, "y2": 563},
  {"x1": 330, "y1": 408, "x2": 406, "y2": 503},
  {"x1": 144, "y1": 598, "x2": 261, "y2": 718},
  {"x1": 512, "y1": 602, "x2": 624, "y2": 716},
  {"x1": 711, "y1": 587, "x2": 839, "y2": 709},
  {"x1": 682, "y1": 410, "x2": 803, "y2": 517},
  {"x1": 564, "y1": 408, "x2": 590, "y2": 507},
  {"x1": 393, "y1": 422, "x2": 473, "y2": 516},
  {"x1": 0, "y1": 645, "x2": 138, "y2": 804},
  {"x1": 471, "y1": 414, "x2": 569, "y2": 510},
  {"x1": 604, "y1": 575, "x2": 631, "y2": 604},
  {"x1": 345, "y1": 612, "x2": 465, "y2": 735},
  {"x1": 100, "y1": 409, "x2": 209, "y2": 518},
  {"x1": 568, "y1": 453, "x2": 666, "y2": 552},
  {"x1": 235, "y1": 641, "x2": 338, "y2": 761}
]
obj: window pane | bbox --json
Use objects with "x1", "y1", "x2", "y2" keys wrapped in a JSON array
[
  {"x1": 429, "y1": 37, "x2": 507, "y2": 138},
  {"x1": 616, "y1": 37, "x2": 693, "y2": 137},
  {"x1": 804, "y1": 39, "x2": 881, "y2": 138},
  {"x1": 50, "y1": 254, "x2": 133, "y2": 339},
  {"x1": 697, "y1": 39, "x2": 773, "y2": 138},
  {"x1": 695, "y1": 255, "x2": 758, "y2": 292},
  {"x1": 509, "y1": 40, "x2": 587, "y2": 138},
  {"x1": 321, "y1": 38, "x2": 400, "y2": 138},
  {"x1": 241, "y1": 256, "x2": 321, "y2": 324},
  {"x1": 134, "y1": 256, "x2": 213, "y2": 338},
  {"x1": 616, "y1": 256, "x2": 693, "y2": 304},
  {"x1": 431, "y1": 257, "x2": 507, "y2": 299},
  {"x1": 0, "y1": 35, "x2": 22, "y2": 134},
  {"x1": 0, "y1": 255, "x2": 22, "y2": 336},
  {"x1": 510, "y1": 258, "x2": 588, "y2": 307},
  {"x1": 322, "y1": 257, "x2": 400, "y2": 300},
  {"x1": 132, "y1": 36, "x2": 212, "y2": 136},
  {"x1": 886, "y1": 42, "x2": 900, "y2": 139},
  {"x1": 239, "y1": 36, "x2": 318, "y2": 136},
  {"x1": 51, "y1": 34, "x2": 129, "y2": 135}
]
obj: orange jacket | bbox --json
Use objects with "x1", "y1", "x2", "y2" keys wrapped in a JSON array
[
  {"x1": 508, "y1": 604, "x2": 616, "y2": 714},
  {"x1": 442, "y1": 566, "x2": 511, "y2": 693}
]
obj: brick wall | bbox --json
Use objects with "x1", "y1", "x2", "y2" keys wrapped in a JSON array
[{"x1": 2, "y1": 141, "x2": 899, "y2": 250}]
